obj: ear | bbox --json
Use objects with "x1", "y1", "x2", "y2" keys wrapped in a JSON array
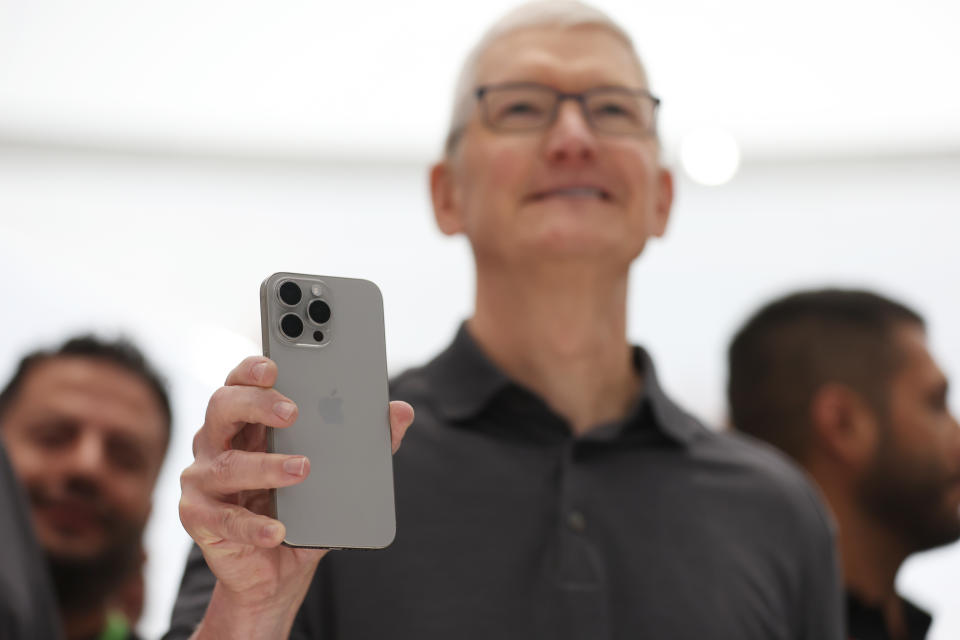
[
  {"x1": 650, "y1": 166, "x2": 674, "y2": 238},
  {"x1": 808, "y1": 383, "x2": 879, "y2": 471},
  {"x1": 430, "y1": 160, "x2": 464, "y2": 236}
]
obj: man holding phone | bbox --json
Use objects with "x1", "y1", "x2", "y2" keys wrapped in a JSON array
[{"x1": 168, "y1": 2, "x2": 843, "y2": 638}]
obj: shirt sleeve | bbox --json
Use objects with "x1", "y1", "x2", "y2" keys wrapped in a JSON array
[
  {"x1": 0, "y1": 443, "x2": 63, "y2": 640},
  {"x1": 161, "y1": 544, "x2": 215, "y2": 640},
  {"x1": 288, "y1": 559, "x2": 333, "y2": 639},
  {"x1": 795, "y1": 482, "x2": 845, "y2": 640}
]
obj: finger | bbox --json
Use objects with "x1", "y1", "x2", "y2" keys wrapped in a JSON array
[
  {"x1": 388, "y1": 401, "x2": 415, "y2": 454},
  {"x1": 224, "y1": 356, "x2": 278, "y2": 388},
  {"x1": 201, "y1": 386, "x2": 298, "y2": 454},
  {"x1": 201, "y1": 449, "x2": 310, "y2": 495},
  {"x1": 180, "y1": 496, "x2": 287, "y2": 549}
]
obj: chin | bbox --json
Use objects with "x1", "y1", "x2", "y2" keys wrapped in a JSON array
[
  {"x1": 910, "y1": 513, "x2": 960, "y2": 552},
  {"x1": 525, "y1": 227, "x2": 640, "y2": 261}
]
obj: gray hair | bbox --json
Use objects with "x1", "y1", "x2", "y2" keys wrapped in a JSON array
[{"x1": 443, "y1": 0, "x2": 647, "y2": 155}]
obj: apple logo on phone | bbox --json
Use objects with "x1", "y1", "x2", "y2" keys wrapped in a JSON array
[{"x1": 318, "y1": 389, "x2": 344, "y2": 424}]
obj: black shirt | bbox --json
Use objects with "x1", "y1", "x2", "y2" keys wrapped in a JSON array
[
  {"x1": 0, "y1": 443, "x2": 63, "y2": 640},
  {"x1": 847, "y1": 592, "x2": 932, "y2": 640},
  {"x1": 166, "y1": 325, "x2": 843, "y2": 640}
]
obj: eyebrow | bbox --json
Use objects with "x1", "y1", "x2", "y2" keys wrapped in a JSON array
[{"x1": 24, "y1": 410, "x2": 78, "y2": 429}]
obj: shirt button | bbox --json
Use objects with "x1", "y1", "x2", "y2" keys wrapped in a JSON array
[{"x1": 567, "y1": 510, "x2": 587, "y2": 533}]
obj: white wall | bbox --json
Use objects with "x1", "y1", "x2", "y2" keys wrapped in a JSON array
[{"x1": 1, "y1": 146, "x2": 959, "y2": 638}]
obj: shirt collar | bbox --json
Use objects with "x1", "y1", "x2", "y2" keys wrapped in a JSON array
[
  {"x1": 422, "y1": 323, "x2": 511, "y2": 422},
  {"x1": 846, "y1": 591, "x2": 933, "y2": 640},
  {"x1": 422, "y1": 322, "x2": 702, "y2": 445},
  {"x1": 632, "y1": 346, "x2": 702, "y2": 444}
]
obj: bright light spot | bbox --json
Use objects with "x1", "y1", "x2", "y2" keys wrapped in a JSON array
[{"x1": 680, "y1": 127, "x2": 741, "y2": 186}]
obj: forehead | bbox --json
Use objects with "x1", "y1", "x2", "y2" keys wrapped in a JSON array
[
  {"x1": 475, "y1": 25, "x2": 647, "y2": 91},
  {"x1": 9, "y1": 357, "x2": 167, "y2": 444}
]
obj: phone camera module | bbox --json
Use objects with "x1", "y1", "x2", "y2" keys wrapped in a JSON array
[
  {"x1": 308, "y1": 300, "x2": 331, "y2": 325},
  {"x1": 278, "y1": 281, "x2": 302, "y2": 306},
  {"x1": 280, "y1": 313, "x2": 304, "y2": 339}
]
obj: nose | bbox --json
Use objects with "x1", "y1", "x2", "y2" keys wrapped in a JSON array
[{"x1": 543, "y1": 98, "x2": 598, "y2": 165}]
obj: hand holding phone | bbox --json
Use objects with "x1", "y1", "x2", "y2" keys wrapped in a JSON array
[{"x1": 176, "y1": 274, "x2": 413, "y2": 639}]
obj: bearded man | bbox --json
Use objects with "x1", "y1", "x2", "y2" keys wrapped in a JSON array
[{"x1": 0, "y1": 336, "x2": 171, "y2": 640}]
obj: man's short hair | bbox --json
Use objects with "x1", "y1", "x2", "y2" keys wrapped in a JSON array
[
  {"x1": 0, "y1": 335, "x2": 172, "y2": 449},
  {"x1": 443, "y1": 0, "x2": 647, "y2": 155},
  {"x1": 727, "y1": 288, "x2": 924, "y2": 461}
]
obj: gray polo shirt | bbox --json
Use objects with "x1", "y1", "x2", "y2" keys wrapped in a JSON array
[
  {"x1": 166, "y1": 325, "x2": 843, "y2": 640},
  {"x1": 0, "y1": 443, "x2": 63, "y2": 640}
]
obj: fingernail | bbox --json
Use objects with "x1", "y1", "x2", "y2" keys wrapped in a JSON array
[
  {"x1": 262, "y1": 523, "x2": 282, "y2": 542},
  {"x1": 274, "y1": 401, "x2": 296, "y2": 420},
  {"x1": 252, "y1": 362, "x2": 267, "y2": 382},
  {"x1": 283, "y1": 457, "x2": 306, "y2": 476}
]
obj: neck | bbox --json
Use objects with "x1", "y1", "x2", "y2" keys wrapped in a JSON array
[
  {"x1": 62, "y1": 605, "x2": 108, "y2": 640},
  {"x1": 827, "y1": 487, "x2": 912, "y2": 638},
  {"x1": 470, "y1": 261, "x2": 639, "y2": 435}
]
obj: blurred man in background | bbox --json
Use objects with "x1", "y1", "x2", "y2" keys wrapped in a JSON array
[
  {"x1": 167, "y1": 2, "x2": 843, "y2": 638},
  {"x1": 728, "y1": 289, "x2": 960, "y2": 640},
  {"x1": 0, "y1": 336, "x2": 172, "y2": 640}
]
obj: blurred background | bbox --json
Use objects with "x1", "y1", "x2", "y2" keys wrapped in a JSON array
[{"x1": 1, "y1": 0, "x2": 958, "y2": 637}]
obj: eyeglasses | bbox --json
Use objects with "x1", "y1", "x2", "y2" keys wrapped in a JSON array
[{"x1": 475, "y1": 82, "x2": 660, "y2": 136}]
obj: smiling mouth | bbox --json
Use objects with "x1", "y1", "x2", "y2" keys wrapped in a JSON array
[
  {"x1": 42, "y1": 503, "x2": 105, "y2": 529},
  {"x1": 529, "y1": 187, "x2": 611, "y2": 202}
]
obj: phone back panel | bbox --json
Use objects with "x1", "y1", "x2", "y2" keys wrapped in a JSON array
[{"x1": 260, "y1": 272, "x2": 395, "y2": 548}]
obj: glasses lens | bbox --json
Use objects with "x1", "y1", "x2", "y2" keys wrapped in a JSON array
[
  {"x1": 482, "y1": 86, "x2": 555, "y2": 131},
  {"x1": 585, "y1": 90, "x2": 655, "y2": 135}
]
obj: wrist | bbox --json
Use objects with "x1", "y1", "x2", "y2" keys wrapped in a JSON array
[{"x1": 191, "y1": 581, "x2": 302, "y2": 640}]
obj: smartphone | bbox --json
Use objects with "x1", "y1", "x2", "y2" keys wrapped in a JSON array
[{"x1": 260, "y1": 272, "x2": 395, "y2": 549}]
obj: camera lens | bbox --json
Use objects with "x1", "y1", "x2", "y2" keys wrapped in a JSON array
[
  {"x1": 308, "y1": 300, "x2": 331, "y2": 324},
  {"x1": 278, "y1": 281, "x2": 302, "y2": 306},
  {"x1": 313, "y1": 330, "x2": 324, "y2": 342},
  {"x1": 280, "y1": 313, "x2": 304, "y2": 339}
]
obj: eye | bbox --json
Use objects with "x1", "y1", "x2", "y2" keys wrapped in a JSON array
[
  {"x1": 591, "y1": 100, "x2": 638, "y2": 121},
  {"x1": 107, "y1": 436, "x2": 148, "y2": 473},
  {"x1": 481, "y1": 86, "x2": 555, "y2": 129},
  {"x1": 499, "y1": 100, "x2": 544, "y2": 117},
  {"x1": 30, "y1": 420, "x2": 76, "y2": 450}
]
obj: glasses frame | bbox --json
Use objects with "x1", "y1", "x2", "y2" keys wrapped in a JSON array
[{"x1": 474, "y1": 81, "x2": 661, "y2": 136}]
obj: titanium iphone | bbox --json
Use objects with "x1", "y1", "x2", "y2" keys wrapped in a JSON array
[{"x1": 260, "y1": 272, "x2": 395, "y2": 548}]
